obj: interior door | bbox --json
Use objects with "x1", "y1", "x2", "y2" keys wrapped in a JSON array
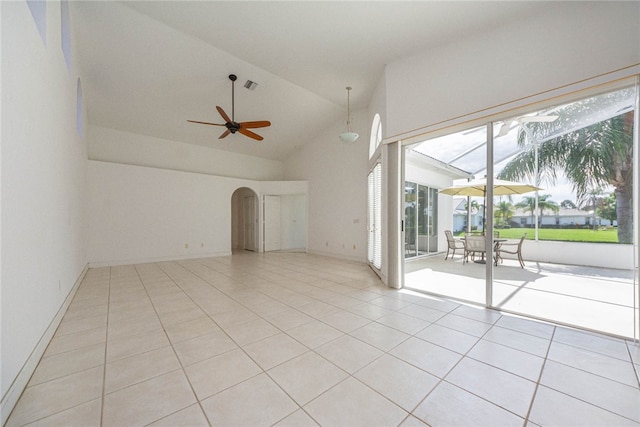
[
  {"x1": 243, "y1": 196, "x2": 256, "y2": 251},
  {"x1": 263, "y1": 195, "x2": 281, "y2": 252}
]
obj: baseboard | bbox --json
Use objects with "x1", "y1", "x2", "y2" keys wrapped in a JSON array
[
  {"x1": 87, "y1": 251, "x2": 232, "y2": 268},
  {"x1": 306, "y1": 249, "x2": 367, "y2": 264},
  {"x1": 1, "y1": 264, "x2": 89, "y2": 426}
]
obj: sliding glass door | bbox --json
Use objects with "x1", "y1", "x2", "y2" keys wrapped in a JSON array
[
  {"x1": 402, "y1": 79, "x2": 639, "y2": 339},
  {"x1": 404, "y1": 182, "x2": 438, "y2": 259}
]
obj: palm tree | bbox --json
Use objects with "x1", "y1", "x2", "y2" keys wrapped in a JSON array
[
  {"x1": 498, "y1": 88, "x2": 634, "y2": 243},
  {"x1": 464, "y1": 200, "x2": 480, "y2": 213},
  {"x1": 515, "y1": 194, "x2": 559, "y2": 226},
  {"x1": 583, "y1": 187, "x2": 605, "y2": 230},
  {"x1": 494, "y1": 201, "x2": 514, "y2": 228}
]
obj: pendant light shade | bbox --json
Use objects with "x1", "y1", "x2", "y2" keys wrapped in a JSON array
[{"x1": 339, "y1": 86, "x2": 359, "y2": 142}]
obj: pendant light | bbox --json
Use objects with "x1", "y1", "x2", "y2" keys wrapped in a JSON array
[{"x1": 339, "y1": 86, "x2": 359, "y2": 143}]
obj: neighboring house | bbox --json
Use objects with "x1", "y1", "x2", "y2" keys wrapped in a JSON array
[
  {"x1": 452, "y1": 198, "x2": 484, "y2": 233},
  {"x1": 511, "y1": 208, "x2": 616, "y2": 227},
  {"x1": 453, "y1": 204, "x2": 615, "y2": 232}
]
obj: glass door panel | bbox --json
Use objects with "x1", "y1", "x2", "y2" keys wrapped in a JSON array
[
  {"x1": 404, "y1": 182, "x2": 417, "y2": 258},
  {"x1": 428, "y1": 188, "x2": 438, "y2": 252},
  {"x1": 490, "y1": 84, "x2": 638, "y2": 338},
  {"x1": 403, "y1": 125, "x2": 487, "y2": 305}
]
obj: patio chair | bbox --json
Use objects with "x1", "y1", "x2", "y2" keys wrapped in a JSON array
[
  {"x1": 444, "y1": 230, "x2": 465, "y2": 260},
  {"x1": 495, "y1": 234, "x2": 527, "y2": 268},
  {"x1": 463, "y1": 235, "x2": 486, "y2": 264}
]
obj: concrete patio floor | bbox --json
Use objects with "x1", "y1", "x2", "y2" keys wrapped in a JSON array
[{"x1": 405, "y1": 254, "x2": 639, "y2": 339}]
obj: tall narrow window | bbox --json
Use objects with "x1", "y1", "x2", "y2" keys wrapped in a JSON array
[
  {"x1": 61, "y1": 0, "x2": 71, "y2": 72},
  {"x1": 368, "y1": 163, "x2": 382, "y2": 269},
  {"x1": 76, "y1": 78, "x2": 84, "y2": 137},
  {"x1": 27, "y1": 0, "x2": 46, "y2": 44},
  {"x1": 369, "y1": 114, "x2": 382, "y2": 159}
]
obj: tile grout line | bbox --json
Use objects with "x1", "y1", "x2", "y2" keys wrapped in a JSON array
[
  {"x1": 625, "y1": 340, "x2": 640, "y2": 388},
  {"x1": 99, "y1": 267, "x2": 112, "y2": 427},
  {"x1": 133, "y1": 262, "x2": 215, "y2": 427},
  {"x1": 522, "y1": 324, "x2": 556, "y2": 426}
]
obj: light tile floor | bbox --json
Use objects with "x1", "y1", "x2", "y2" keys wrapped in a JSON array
[{"x1": 7, "y1": 252, "x2": 640, "y2": 426}]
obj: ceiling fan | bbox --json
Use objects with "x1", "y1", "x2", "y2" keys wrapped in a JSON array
[
  {"x1": 188, "y1": 74, "x2": 271, "y2": 141},
  {"x1": 496, "y1": 114, "x2": 559, "y2": 137}
]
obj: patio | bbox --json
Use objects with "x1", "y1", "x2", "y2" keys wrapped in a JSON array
[{"x1": 405, "y1": 254, "x2": 639, "y2": 339}]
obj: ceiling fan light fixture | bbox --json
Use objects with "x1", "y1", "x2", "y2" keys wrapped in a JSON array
[
  {"x1": 339, "y1": 131, "x2": 359, "y2": 143},
  {"x1": 339, "y1": 86, "x2": 359, "y2": 143}
]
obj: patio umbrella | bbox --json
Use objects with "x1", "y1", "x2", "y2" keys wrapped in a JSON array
[{"x1": 440, "y1": 177, "x2": 542, "y2": 232}]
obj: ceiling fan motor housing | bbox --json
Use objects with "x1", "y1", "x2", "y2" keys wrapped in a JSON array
[{"x1": 226, "y1": 121, "x2": 241, "y2": 133}]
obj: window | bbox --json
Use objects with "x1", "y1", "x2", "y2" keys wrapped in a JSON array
[
  {"x1": 61, "y1": 0, "x2": 71, "y2": 72},
  {"x1": 77, "y1": 78, "x2": 84, "y2": 137},
  {"x1": 368, "y1": 163, "x2": 382, "y2": 269},
  {"x1": 27, "y1": 0, "x2": 46, "y2": 44},
  {"x1": 369, "y1": 113, "x2": 382, "y2": 159}
]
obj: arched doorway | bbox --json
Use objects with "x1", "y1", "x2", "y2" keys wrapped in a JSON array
[{"x1": 231, "y1": 187, "x2": 259, "y2": 252}]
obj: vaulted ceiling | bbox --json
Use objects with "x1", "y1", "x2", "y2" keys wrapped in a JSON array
[{"x1": 71, "y1": 1, "x2": 546, "y2": 161}]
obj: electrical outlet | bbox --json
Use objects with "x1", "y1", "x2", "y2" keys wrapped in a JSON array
[
  {"x1": 184, "y1": 243, "x2": 189, "y2": 249},
  {"x1": 353, "y1": 244, "x2": 356, "y2": 250}
]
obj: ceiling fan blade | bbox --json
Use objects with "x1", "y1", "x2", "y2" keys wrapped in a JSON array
[
  {"x1": 187, "y1": 120, "x2": 225, "y2": 127},
  {"x1": 238, "y1": 128, "x2": 263, "y2": 141},
  {"x1": 216, "y1": 106, "x2": 232, "y2": 123},
  {"x1": 219, "y1": 129, "x2": 231, "y2": 139},
  {"x1": 239, "y1": 120, "x2": 271, "y2": 129},
  {"x1": 497, "y1": 120, "x2": 514, "y2": 137}
]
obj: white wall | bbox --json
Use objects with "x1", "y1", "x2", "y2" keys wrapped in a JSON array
[
  {"x1": 385, "y1": 2, "x2": 640, "y2": 139},
  {"x1": 87, "y1": 161, "x2": 308, "y2": 266},
  {"x1": 88, "y1": 125, "x2": 284, "y2": 181},
  {"x1": 283, "y1": 109, "x2": 369, "y2": 262},
  {"x1": 1, "y1": 2, "x2": 88, "y2": 422},
  {"x1": 514, "y1": 241, "x2": 633, "y2": 271}
]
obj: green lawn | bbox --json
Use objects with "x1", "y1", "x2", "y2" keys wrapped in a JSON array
[{"x1": 490, "y1": 227, "x2": 620, "y2": 243}]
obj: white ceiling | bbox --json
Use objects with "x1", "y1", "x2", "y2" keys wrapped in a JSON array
[{"x1": 71, "y1": 1, "x2": 546, "y2": 161}]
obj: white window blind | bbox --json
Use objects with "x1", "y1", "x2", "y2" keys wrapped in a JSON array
[{"x1": 368, "y1": 163, "x2": 382, "y2": 269}]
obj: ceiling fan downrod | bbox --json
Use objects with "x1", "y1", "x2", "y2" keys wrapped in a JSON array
[{"x1": 229, "y1": 74, "x2": 237, "y2": 123}]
